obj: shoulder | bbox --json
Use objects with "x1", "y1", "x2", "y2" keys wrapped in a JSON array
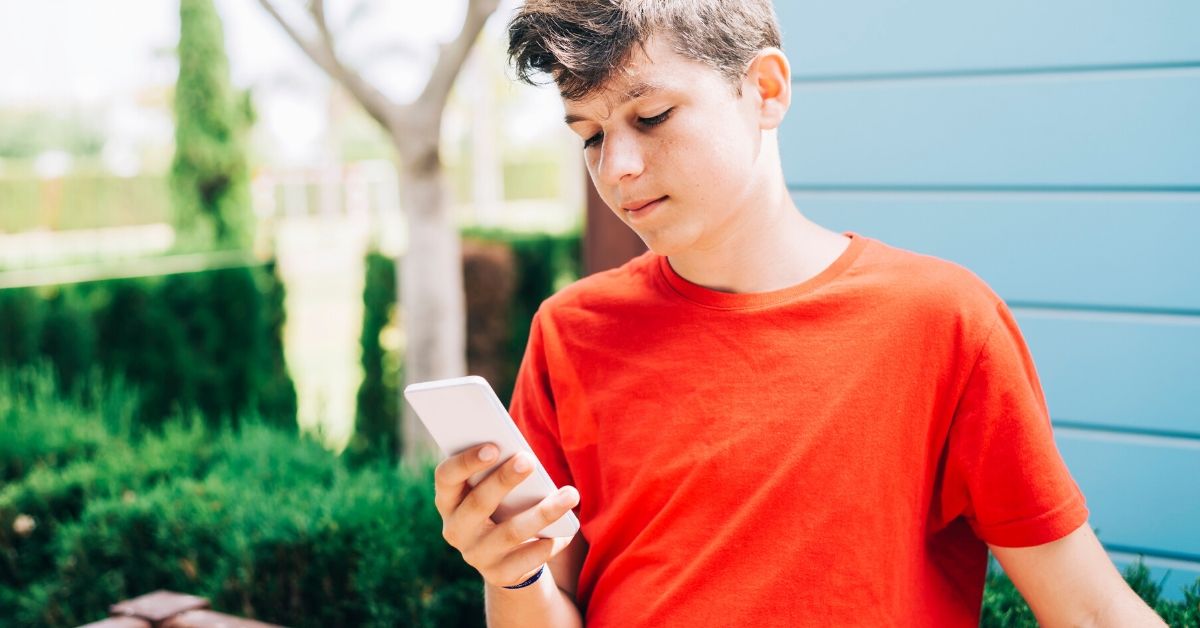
[
  {"x1": 538, "y1": 249, "x2": 661, "y2": 318},
  {"x1": 860, "y1": 236, "x2": 995, "y2": 298},
  {"x1": 526, "y1": 250, "x2": 662, "y2": 357},
  {"x1": 852, "y1": 236, "x2": 1007, "y2": 351}
]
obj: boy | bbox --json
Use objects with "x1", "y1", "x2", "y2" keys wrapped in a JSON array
[{"x1": 433, "y1": 1, "x2": 1166, "y2": 625}]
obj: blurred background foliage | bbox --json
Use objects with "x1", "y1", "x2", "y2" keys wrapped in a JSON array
[
  {"x1": 0, "y1": 264, "x2": 295, "y2": 428},
  {"x1": 0, "y1": 110, "x2": 106, "y2": 160}
]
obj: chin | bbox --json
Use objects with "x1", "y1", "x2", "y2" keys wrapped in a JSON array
[{"x1": 633, "y1": 231, "x2": 686, "y2": 257}]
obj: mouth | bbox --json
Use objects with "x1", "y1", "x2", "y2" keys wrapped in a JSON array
[{"x1": 622, "y1": 196, "x2": 668, "y2": 213}]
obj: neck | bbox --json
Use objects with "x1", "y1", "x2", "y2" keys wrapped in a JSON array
[{"x1": 666, "y1": 181, "x2": 849, "y2": 295}]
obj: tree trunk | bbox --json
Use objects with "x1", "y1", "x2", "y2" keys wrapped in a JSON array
[{"x1": 396, "y1": 149, "x2": 465, "y2": 463}]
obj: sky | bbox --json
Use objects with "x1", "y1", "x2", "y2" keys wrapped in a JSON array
[{"x1": 0, "y1": 0, "x2": 568, "y2": 168}]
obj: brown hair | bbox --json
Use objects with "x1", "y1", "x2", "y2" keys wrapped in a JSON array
[{"x1": 507, "y1": 0, "x2": 782, "y2": 100}]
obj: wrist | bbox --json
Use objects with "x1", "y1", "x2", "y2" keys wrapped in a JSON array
[{"x1": 502, "y1": 564, "x2": 546, "y2": 590}]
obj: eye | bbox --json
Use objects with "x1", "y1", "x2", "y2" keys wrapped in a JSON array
[
  {"x1": 583, "y1": 132, "x2": 603, "y2": 150},
  {"x1": 638, "y1": 108, "x2": 673, "y2": 127}
]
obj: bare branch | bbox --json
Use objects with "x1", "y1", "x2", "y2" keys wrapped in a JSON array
[
  {"x1": 310, "y1": 0, "x2": 332, "y2": 48},
  {"x1": 416, "y1": 0, "x2": 501, "y2": 114},
  {"x1": 256, "y1": 0, "x2": 334, "y2": 76},
  {"x1": 257, "y1": 0, "x2": 403, "y2": 134}
]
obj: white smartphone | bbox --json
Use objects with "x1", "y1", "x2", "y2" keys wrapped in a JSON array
[{"x1": 403, "y1": 375, "x2": 580, "y2": 539}]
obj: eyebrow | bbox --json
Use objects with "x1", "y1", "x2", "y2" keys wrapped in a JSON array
[{"x1": 563, "y1": 80, "x2": 667, "y2": 125}]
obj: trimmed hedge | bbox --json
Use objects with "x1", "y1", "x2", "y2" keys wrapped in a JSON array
[{"x1": 0, "y1": 262, "x2": 295, "y2": 429}]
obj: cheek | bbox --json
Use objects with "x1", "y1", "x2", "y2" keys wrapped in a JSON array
[{"x1": 671, "y1": 125, "x2": 754, "y2": 200}]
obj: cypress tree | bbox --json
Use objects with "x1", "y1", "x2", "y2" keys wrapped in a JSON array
[
  {"x1": 171, "y1": 0, "x2": 254, "y2": 250},
  {"x1": 349, "y1": 252, "x2": 401, "y2": 463}
]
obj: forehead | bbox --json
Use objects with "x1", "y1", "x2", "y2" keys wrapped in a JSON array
[
  {"x1": 562, "y1": 37, "x2": 714, "y2": 116},
  {"x1": 611, "y1": 36, "x2": 680, "y2": 83}
]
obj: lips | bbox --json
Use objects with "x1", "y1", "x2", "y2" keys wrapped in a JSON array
[{"x1": 622, "y1": 196, "x2": 667, "y2": 212}]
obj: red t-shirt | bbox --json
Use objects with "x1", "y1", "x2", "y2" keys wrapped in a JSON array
[{"x1": 509, "y1": 232, "x2": 1088, "y2": 626}]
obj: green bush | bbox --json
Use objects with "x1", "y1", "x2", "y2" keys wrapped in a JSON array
[
  {"x1": 0, "y1": 374, "x2": 484, "y2": 627},
  {"x1": 0, "y1": 368, "x2": 114, "y2": 484},
  {"x1": 17, "y1": 437, "x2": 483, "y2": 628},
  {"x1": 0, "y1": 262, "x2": 295, "y2": 429},
  {"x1": 0, "y1": 372, "x2": 214, "y2": 599}
]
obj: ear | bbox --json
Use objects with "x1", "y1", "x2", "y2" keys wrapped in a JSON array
[{"x1": 746, "y1": 48, "x2": 791, "y2": 130}]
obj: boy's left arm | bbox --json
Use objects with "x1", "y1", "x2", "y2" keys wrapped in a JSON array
[{"x1": 989, "y1": 523, "x2": 1166, "y2": 627}]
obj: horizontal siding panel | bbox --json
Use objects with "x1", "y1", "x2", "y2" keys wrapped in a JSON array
[
  {"x1": 792, "y1": 196, "x2": 1200, "y2": 311},
  {"x1": 779, "y1": 71, "x2": 1200, "y2": 188},
  {"x1": 1020, "y1": 314, "x2": 1200, "y2": 438},
  {"x1": 1056, "y1": 429, "x2": 1200, "y2": 560},
  {"x1": 776, "y1": 1, "x2": 1200, "y2": 78}
]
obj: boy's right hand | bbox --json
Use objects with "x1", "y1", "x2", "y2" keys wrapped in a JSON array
[{"x1": 434, "y1": 443, "x2": 580, "y2": 589}]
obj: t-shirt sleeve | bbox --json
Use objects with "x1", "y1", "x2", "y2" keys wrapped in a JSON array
[
  {"x1": 940, "y1": 300, "x2": 1089, "y2": 547},
  {"x1": 508, "y1": 310, "x2": 576, "y2": 489}
]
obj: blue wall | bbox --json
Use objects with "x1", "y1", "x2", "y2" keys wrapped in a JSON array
[{"x1": 774, "y1": 1, "x2": 1200, "y2": 596}]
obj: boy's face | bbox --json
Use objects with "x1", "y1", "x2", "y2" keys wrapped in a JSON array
[{"x1": 563, "y1": 36, "x2": 772, "y2": 257}]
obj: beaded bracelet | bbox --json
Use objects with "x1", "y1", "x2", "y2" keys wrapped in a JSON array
[{"x1": 502, "y1": 565, "x2": 545, "y2": 590}]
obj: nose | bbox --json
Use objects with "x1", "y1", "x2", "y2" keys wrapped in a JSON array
[{"x1": 596, "y1": 130, "x2": 644, "y2": 188}]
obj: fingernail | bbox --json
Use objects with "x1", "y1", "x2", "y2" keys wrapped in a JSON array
[
  {"x1": 479, "y1": 445, "x2": 498, "y2": 462},
  {"x1": 556, "y1": 487, "x2": 576, "y2": 505},
  {"x1": 513, "y1": 453, "x2": 532, "y2": 473}
]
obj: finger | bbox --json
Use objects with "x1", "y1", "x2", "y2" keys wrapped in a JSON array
[
  {"x1": 485, "y1": 485, "x2": 579, "y2": 552},
  {"x1": 433, "y1": 443, "x2": 499, "y2": 517},
  {"x1": 453, "y1": 451, "x2": 536, "y2": 524}
]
